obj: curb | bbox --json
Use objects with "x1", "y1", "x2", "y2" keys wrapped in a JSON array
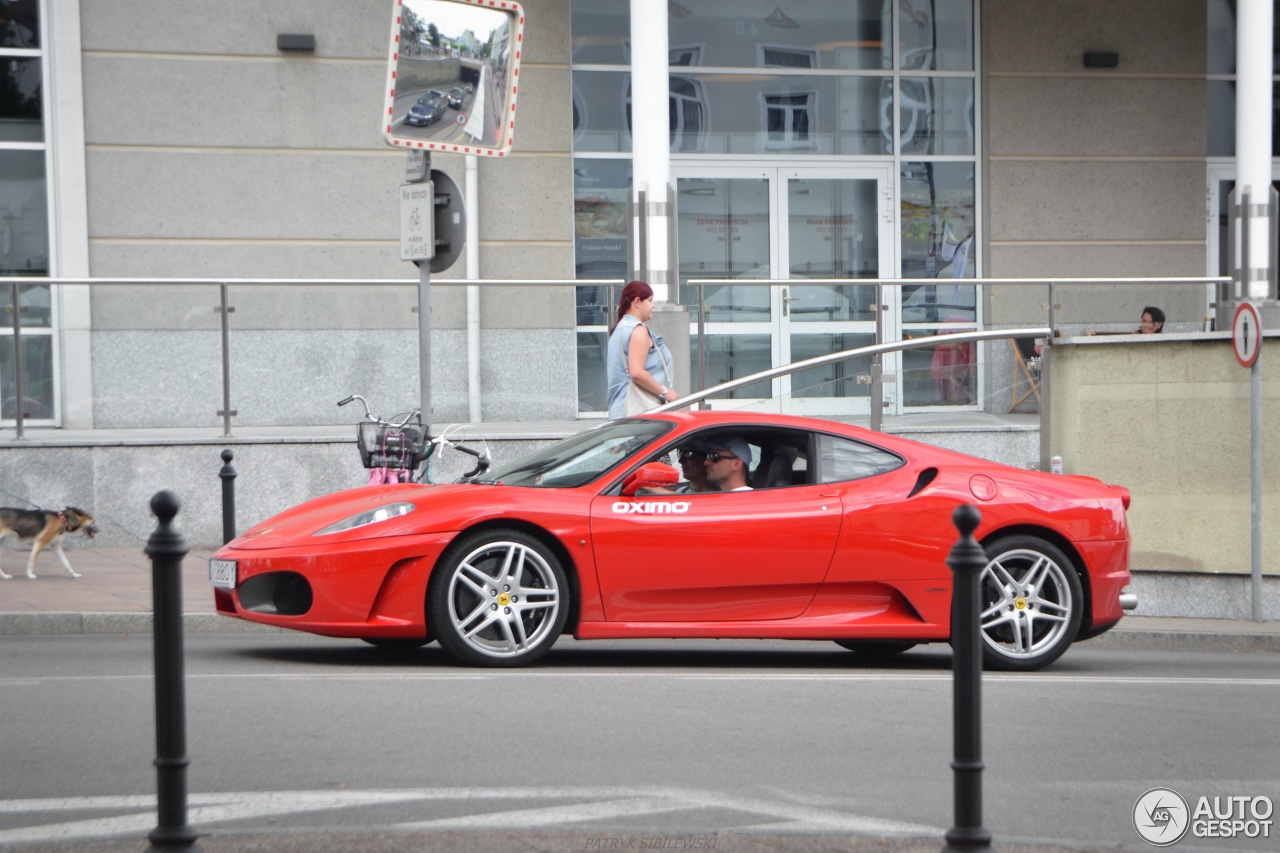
[
  {"x1": 1, "y1": 612, "x2": 1278, "y2": 651},
  {"x1": 1087, "y1": 627, "x2": 1280, "y2": 653},
  {"x1": 0, "y1": 612, "x2": 286, "y2": 636}
]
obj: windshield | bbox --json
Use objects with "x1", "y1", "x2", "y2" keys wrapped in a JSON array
[{"x1": 482, "y1": 419, "x2": 672, "y2": 488}]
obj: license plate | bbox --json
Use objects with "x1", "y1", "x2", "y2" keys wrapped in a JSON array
[{"x1": 209, "y1": 559, "x2": 237, "y2": 589}]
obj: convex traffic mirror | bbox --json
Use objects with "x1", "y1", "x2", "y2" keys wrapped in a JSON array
[{"x1": 382, "y1": 0, "x2": 524, "y2": 157}]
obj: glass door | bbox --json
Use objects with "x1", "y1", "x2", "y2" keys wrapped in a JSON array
[{"x1": 675, "y1": 164, "x2": 893, "y2": 415}]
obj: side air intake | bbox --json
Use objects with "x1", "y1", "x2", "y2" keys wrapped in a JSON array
[{"x1": 907, "y1": 467, "x2": 938, "y2": 498}]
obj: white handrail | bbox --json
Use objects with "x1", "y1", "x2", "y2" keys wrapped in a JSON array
[{"x1": 654, "y1": 327, "x2": 1052, "y2": 413}]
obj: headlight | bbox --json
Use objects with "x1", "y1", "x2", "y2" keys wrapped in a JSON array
[{"x1": 316, "y1": 501, "x2": 415, "y2": 536}]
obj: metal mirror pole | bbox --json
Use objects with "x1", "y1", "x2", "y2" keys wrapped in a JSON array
[
  {"x1": 418, "y1": 152, "x2": 432, "y2": 435},
  {"x1": 419, "y1": 251, "x2": 432, "y2": 435}
]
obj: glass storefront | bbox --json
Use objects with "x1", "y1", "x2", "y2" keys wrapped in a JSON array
[
  {"x1": 0, "y1": 1, "x2": 50, "y2": 426},
  {"x1": 571, "y1": 0, "x2": 979, "y2": 415}
]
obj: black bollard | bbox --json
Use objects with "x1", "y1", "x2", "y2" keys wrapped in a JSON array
[
  {"x1": 145, "y1": 491, "x2": 201, "y2": 852},
  {"x1": 219, "y1": 449, "x2": 236, "y2": 545},
  {"x1": 943, "y1": 503, "x2": 993, "y2": 853}
]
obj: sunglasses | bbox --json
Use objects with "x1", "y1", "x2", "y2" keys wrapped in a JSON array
[
  {"x1": 678, "y1": 450, "x2": 705, "y2": 461},
  {"x1": 704, "y1": 451, "x2": 736, "y2": 463}
]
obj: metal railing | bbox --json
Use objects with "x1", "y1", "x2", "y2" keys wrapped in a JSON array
[
  {"x1": 2, "y1": 275, "x2": 1229, "y2": 442},
  {"x1": 654, "y1": 326, "x2": 1054, "y2": 467},
  {"x1": 2, "y1": 277, "x2": 619, "y2": 439}
]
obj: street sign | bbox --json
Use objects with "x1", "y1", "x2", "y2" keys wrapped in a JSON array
[
  {"x1": 400, "y1": 181, "x2": 434, "y2": 262},
  {"x1": 404, "y1": 150, "x2": 427, "y2": 183},
  {"x1": 1232, "y1": 301, "x2": 1262, "y2": 367}
]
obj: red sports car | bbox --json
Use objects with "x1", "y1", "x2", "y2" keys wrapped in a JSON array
[{"x1": 209, "y1": 411, "x2": 1134, "y2": 670}]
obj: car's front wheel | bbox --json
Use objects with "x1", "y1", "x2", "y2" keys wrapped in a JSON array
[
  {"x1": 360, "y1": 636, "x2": 432, "y2": 651},
  {"x1": 977, "y1": 536, "x2": 1083, "y2": 671},
  {"x1": 428, "y1": 529, "x2": 568, "y2": 667}
]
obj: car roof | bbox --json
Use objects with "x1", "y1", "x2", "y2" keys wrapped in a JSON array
[{"x1": 633, "y1": 409, "x2": 1011, "y2": 470}]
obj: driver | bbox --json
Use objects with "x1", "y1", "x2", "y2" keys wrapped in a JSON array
[{"x1": 638, "y1": 443, "x2": 714, "y2": 494}]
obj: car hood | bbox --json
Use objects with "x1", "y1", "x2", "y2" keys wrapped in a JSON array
[{"x1": 226, "y1": 483, "x2": 487, "y2": 550}]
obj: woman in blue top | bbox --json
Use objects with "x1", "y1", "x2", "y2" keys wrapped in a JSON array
[{"x1": 606, "y1": 280, "x2": 679, "y2": 419}]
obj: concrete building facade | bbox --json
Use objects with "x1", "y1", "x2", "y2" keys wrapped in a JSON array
[{"x1": 0, "y1": 1, "x2": 1275, "y2": 615}]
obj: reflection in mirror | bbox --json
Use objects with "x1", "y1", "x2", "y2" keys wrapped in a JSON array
[{"x1": 382, "y1": 0, "x2": 524, "y2": 157}]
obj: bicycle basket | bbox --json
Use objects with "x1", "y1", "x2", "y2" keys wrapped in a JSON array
[{"x1": 357, "y1": 419, "x2": 425, "y2": 469}]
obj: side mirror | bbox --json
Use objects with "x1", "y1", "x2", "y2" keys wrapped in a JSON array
[
  {"x1": 621, "y1": 462, "x2": 680, "y2": 497},
  {"x1": 382, "y1": 0, "x2": 524, "y2": 157}
]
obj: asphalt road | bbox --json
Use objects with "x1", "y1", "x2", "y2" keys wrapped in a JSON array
[{"x1": 1, "y1": 634, "x2": 1277, "y2": 852}]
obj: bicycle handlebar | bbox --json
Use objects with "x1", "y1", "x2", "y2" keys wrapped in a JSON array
[
  {"x1": 428, "y1": 433, "x2": 491, "y2": 480},
  {"x1": 337, "y1": 394, "x2": 375, "y2": 421}
]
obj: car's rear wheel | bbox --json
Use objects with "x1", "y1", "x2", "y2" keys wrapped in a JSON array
[
  {"x1": 977, "y1": 536, "x2": 1083, "y2": 671},
  {"x1": 428, "y1": 529, "x2": 568, "y2": 667},
  {"x1": 833, "y1": 641, "x2": 917, "y2": 656}
]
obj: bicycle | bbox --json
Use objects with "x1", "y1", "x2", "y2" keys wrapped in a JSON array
[{"x1": 338, "y1": 395, "x2": 491, "y2": 485}]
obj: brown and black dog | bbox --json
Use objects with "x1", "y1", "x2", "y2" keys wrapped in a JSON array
[{"x1": 0, "y1": 507, "x2": 98, "y2": 579}]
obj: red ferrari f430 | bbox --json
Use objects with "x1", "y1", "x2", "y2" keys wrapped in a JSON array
[{"x1": 210, "y1": 411, "x2": 1134, "y2": 670}]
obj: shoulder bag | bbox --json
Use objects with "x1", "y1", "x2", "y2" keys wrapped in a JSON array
[{"x1": 617, "y1": 322, "x2": 665, "y2": 416}]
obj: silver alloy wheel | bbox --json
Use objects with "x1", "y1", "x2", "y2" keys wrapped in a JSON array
[
  {"x1": 444, "y1": 538, "x2": 561, "y2": 660},
  {"x1": 978, "y1": 544, "x2": 1079, "y2": 669}
]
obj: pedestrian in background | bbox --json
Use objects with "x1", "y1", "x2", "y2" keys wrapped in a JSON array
[
  {"x1": 607, "y1": 280, "x2": 679, "y2": 418},
  {"x1": 1138, "y1": 306, "x2": 1165, "y2": 334}
]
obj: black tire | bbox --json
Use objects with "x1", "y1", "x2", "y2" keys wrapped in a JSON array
[
  {"x1": 833, "y1": 641, "x2": 917, "y2": 656},
  {"x1": 977, "y1": 536, "x2": 1083, "y2": 671},
  {"x1": 360, "y1": 637, "x2": 432, "y2": 650},
  {"x1": 428, "y1": 528, "x2": 568, "y2": 667}
]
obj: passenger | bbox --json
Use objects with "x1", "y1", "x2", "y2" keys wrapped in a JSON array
[
  {"x1": 1137, "y1": 306, "x2": 1165, "y2": 334},
  {"x1": 704, "y1": 438, "x2": 753, "y2": 492}
]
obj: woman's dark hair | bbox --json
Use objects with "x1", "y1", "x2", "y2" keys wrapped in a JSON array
[
  {"x1": 614, "y1": 280, "x2": 654, "y2": 326},
  {"x1": 1142, "y1": 306, "x2": 1165, "y2": 331}
]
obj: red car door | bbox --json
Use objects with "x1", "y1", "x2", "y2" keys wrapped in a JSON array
[{"x1": 589, "y1": 485, "x2": 842, "y2": 622}]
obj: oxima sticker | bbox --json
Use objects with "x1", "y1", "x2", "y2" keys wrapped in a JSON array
[{"x1": 612, "y1": 502, "x2": 691, "y2": 514}]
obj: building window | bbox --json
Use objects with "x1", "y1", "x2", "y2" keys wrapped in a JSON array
[
  {"x1": 0, "y1": 0, "x2": 52, "y2": 424},
  {"x1": 761, "y1": 46, "x2": 817, "y2": 69},
  {"x1": 1205, "y1": 0, "x2": 1280, "y2": 156},
  {"x1": 763, "y1": 92, "x2": 816, "y2": 150}
]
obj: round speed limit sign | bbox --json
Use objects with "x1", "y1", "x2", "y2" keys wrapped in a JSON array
[{"x1": 1232, "y1": 301, "x2": 1262, "y2": 368}]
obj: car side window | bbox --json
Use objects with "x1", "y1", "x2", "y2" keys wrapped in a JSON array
[{"x1": 816, "y1": 434, "x2": 904, "y2": 483}]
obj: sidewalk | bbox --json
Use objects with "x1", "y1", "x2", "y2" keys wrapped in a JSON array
[{"x1": 2, "y1": 547, "x2": 1279, "y2": 649}]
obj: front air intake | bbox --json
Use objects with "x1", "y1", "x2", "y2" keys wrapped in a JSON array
[{"x1": 239, "y1": 572, "x2": 314, "y2": 616}]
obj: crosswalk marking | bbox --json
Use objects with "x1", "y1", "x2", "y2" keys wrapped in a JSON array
[
  {"x1": 394, "y1": 795, "x2": 692, "y2": 829},
  {"x1": 0, "y1": 787, "x2": 942, "y2": 843}
]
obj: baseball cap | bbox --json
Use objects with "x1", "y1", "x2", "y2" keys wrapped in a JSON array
[{"x1": 708, "y1": 437, "x2": 752, "y2": 466}]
